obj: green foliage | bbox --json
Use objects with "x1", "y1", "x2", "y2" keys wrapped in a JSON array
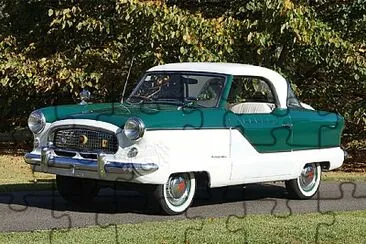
[{"x1": 0, "y1": 0, "x2": 365, "y2": 149}]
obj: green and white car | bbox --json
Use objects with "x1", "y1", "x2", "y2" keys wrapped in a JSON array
[{"x1": 25, "y1": 62, "x2": 345, "y2": 215}]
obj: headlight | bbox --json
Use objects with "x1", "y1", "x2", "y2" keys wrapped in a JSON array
[
  {"x1": 124, "y1": 117, "x2": 145, "y2": 141},
  {"x1": 28, "y1": 110, "x2": 46, "y2": 134}
]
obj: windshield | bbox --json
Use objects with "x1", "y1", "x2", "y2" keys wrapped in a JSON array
[{"x1": 127, "y1": 72, "x2": 226, "y2": 107}]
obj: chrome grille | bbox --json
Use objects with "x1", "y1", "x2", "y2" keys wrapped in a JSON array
[{"x1": 53, "y1": 128, "x2": 118, "y2": 154}]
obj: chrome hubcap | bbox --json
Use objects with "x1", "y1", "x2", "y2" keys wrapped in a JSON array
[
  {"x1": 299, "y1": 164, "x2": 317, "y2": 192},
  {"x1": 166, "y1": 174, "x2": 190, "y2": 206}
]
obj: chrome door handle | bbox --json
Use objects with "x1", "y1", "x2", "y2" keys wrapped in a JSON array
[{"x1": 282, "y1": 123, "x2": 293, "y2": 128}]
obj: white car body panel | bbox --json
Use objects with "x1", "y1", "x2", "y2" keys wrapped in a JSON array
[{"x1": 29, "y1": 118, "x2": 343, "y2": 187}]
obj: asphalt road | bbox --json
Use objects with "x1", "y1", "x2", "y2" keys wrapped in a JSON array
[{"x1": 0, "y1": 182, "x2": 365, "y2": 232}]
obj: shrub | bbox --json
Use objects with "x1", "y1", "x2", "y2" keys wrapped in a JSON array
[{"x1": 0, "y1": 0, "x2": 365, "y2": 150}]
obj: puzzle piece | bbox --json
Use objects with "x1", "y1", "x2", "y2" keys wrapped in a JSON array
[
  {"x1": 222, "y1": 109, "x2": 291, "y2": 150},
  {"x1": 0, "y1": 187, "x2": 73, "y2": 242},
  {"x1": 183, "y1": 185, "x2": 246, "y2": 238},
  {"x1": 93, "y1": 176, "x2": 147, "y2": 244},
  {"x1": 223, "y1": 181, "x2": 366, "y2": 243},
  {"x1": 224, "y1": 188, "x2": 249, "y2": 242},
  {"x1": 224, "y1": 183, "x2": 290, "y2": 240},
  {"x1": 75, "y1": 101, "x2": 204, "y2": 242},
  {"x1": 93, "y1": 186, "x2": 123, "y2": 244},
  {"x1": 314, "y1": 182, "x2": 366, "y2": 242},
  {"x1": 183, "y1": 211, "x2": 205, "y2": 243},
  {"x1": 291, "y1": 109, "x2": 342, "y2": 149},
  {"x1": 182, "y1": 107, "x2": 204, "y2": 130},
  {"x1": 92, "y1": 173, "x2": 206, "y2": 243},
  {"x1": 224, "y1": 187, "x2": 312, "y2": 242},
  {"x1": 92, "y1": 105, "x2": 202, "y2": 242},
  {"x1": 47, "y1": 185, "x2": 73, "y2": 244},
  {"x1": 184, "y1": 182, "x2": 291, "y2": 242}
]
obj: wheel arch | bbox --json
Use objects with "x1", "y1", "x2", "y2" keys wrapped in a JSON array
[
  {"x1": 166, "y1": 170, "x2": 211, "y2": 189},
  {"x1": 194, "y1": 171, "x2": 211, "y2": 189},
  {"x1": 300, "y1": 161, "x2": 329, "y2": 172},
  {"x1": 319, "y1": 161, "x2": 330, "y2": 171}
]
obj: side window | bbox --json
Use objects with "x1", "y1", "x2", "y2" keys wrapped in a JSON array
[
  {"x1": 227, "y1": 76, "x2": 276, "y2": 114},
  {"x1": 287, "y1": 84, "x2": 302, "y2": 108}
]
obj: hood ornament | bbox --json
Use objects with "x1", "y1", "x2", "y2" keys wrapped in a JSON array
[{"x1": 79, "y1": 89, "x2": 91, "y2": 105}]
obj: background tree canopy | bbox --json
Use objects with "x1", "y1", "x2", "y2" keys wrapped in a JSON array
[{"x1": 0, "y1": 0, "x2": 365, "y2": 153}]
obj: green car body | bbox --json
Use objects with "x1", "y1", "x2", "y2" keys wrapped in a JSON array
[{"x1": 24, "y1": 62, "x2": 345, "y2": 215}]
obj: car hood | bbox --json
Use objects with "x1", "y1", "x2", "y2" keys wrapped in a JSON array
[{"x1": 39, "y1": 102, "x2": 226, "y2": 129}]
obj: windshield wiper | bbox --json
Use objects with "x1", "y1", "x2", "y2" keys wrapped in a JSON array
[
  {"x1": 145, "y1": 98, "x2": 184, "y2": 106},
  {"x1": 127, "y1": 97, "x2": 204, "y2": 108},
  {"x1": 153, "y1": 98, "x2": 206, "y2": 108},
  {"x1": 126, "y1": 95, "x2": 153, "y2": 104}
]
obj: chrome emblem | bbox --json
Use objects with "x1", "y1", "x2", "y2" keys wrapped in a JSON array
[
  {"x1": 79, "y1": 135, "x2": 88, "y2": 144},
  {"x1": 101, "y1": 139, "x2": 109, "y2": 148}
]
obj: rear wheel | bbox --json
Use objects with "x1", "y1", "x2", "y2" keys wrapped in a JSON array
[
  {"x1": 153, "y1": 172, "x2": 196, "y2": 215},
  {"x1": 56, "y1": 175, "x2": 99, "y2": 204},
  {"x1": 285, "y1": 163, "x2": 321, "y2": 199}
]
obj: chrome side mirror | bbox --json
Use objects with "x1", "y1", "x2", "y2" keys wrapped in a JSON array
[{"x1": 79, "y1": 89, "x2": 91, "y2": 105}]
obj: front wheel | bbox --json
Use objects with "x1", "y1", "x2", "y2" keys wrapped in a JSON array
[
  {"x1": 153, "y1": 172, "x2": 196, "y2": 215},
  {"x1": 285, "y1": 163, "x2": 321, "y2": 199}
]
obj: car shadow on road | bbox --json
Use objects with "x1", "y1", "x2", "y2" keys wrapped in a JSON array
[
  {"x1": 194, "y1": 183, "x2": 288, "y2": 204},
  {"x1": 0, "y1": 183, "x2": 288, "y2": 215}
]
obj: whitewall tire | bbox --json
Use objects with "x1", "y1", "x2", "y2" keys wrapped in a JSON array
[
  {"x1": 153, "y1": 172, "x2": 196, "y2": 215},
  {"x1": 285, "y1": 163, "x2": 321, "y2": 199}
]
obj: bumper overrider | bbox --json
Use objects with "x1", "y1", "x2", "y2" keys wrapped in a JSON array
[{"x1": 25, "y1": 145, "x2": 159, "y2": 181}]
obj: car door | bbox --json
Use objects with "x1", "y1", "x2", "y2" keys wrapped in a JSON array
[{"x1": 225, "y1": 76, "x2": 294, "y2": 182}]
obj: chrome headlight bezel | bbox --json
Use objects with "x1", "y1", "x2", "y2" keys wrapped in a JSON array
[
  {"x1": 28, "y1": 110, "x2": 46, "y2": 134},
  {"x1": 124, "y1": 117, "x2": 145, "y2": 141}
]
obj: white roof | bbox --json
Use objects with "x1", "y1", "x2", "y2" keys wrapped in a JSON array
[
  {"x1": 150, "y1": 62, "x2": 272, "y2": 76},
  {"x1": 148, "y1": 62, "x2": 289, "y2": 108}
]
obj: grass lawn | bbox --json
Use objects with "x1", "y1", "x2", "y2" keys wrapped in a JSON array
[
  {"x1": 0, "y1": 154, "x2": 54, "y2": 192},
  {"x1": 0, "y1": 155, "x2": 54, "y2": 184},
  {"x1": 0, "y1": 210, "x2": 365, "y2": 243}
]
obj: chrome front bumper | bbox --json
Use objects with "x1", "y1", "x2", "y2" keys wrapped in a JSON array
[{"x1": 25, "y1": 147, "x2": 159, "y2": 181}]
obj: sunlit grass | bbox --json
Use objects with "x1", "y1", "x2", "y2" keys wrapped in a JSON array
[
  {"x1": 0, "y1": 155, "x2": 54, "y2": 191},
  {"x1": 0, "y1": 211, "x2": 365, "y2": 243}
]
